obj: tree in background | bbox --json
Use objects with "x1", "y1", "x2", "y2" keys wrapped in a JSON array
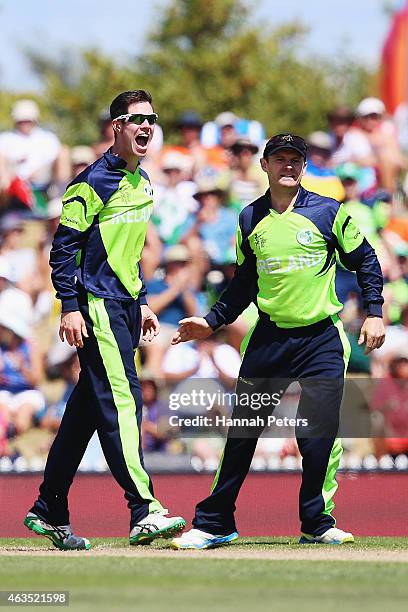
[{"x1": 14, "y1": 0, "x2": 373, "y2": 145}]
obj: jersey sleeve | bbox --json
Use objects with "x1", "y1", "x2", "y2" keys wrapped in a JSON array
[
  {"x1": 49, "y1": 182, "x2": 104, "y2": 312},
  {"x1": 204, "y1": 216, "x2": 257, "y2": 330},
  {"x1": 138, "y1": 262, "x2": 148, "y2": 306},
  {"x1": 332, "y1": 204, "x2": 383, "y2": 317}
]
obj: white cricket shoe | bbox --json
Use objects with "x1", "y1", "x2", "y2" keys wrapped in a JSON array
[
  {"x1": 171, "y1": 528, "x2": 239, "y2": 550},
  {"x1": 299, "y1": 527, "x2": 354, "y2": 545},
  {"x1": 129, "y1": 511, "x2": 185, "y2": 545}
]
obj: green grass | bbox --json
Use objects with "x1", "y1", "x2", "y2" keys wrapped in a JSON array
[{"x1": 1, "y1": 538, "x2": 408, "y2": 612}]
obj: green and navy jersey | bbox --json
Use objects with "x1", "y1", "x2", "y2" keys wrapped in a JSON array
[
  {"x1": 50, "y1": 150, "x2": 153, "y2": 312},
  {"x1": 205, "y1": 187, "x2": 383, "y2": 330}
]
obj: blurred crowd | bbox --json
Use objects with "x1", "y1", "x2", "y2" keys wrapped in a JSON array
[{"x1": 0, "y1": 97, "x2": 408, "y2": 473}]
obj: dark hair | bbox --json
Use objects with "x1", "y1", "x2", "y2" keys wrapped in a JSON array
[{"x1": 110, "y1": 90, "x2": 153, "y2": 120}]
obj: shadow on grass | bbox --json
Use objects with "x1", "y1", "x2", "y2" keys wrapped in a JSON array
[{"x1": 232, "y1": 540, "x2": 293, "y2": 547}]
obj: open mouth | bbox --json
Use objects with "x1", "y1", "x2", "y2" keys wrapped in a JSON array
[{"x1": 135, "y1": 134, "x2": 149, "y2": 147}]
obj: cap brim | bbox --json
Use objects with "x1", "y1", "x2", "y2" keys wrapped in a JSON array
[{"x1": 264, "y1": 144, "x2": 306, "y2": 158}]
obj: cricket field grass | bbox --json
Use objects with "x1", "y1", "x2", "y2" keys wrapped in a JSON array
[{"x1": 1, "y1": 537, "x2": 408, "y2": 611}]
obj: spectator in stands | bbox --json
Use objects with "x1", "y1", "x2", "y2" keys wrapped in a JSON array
[
  {"x1": 151, "y1": 151, "x2": 197, "y2": 246},
  {"x1": 92, "y1": 109, "x2": 115, "y2": 158},
  {"x1": 40, "y1": 339, "x2": 78, "y2": 434},
  {"x1": 70, "y1": 146, "x2": 96, "y2": 179},
  {"x1": 208, "y1": 112, "x2": 240, "y2": 169},
  {"x1": 185, "y1": 178, "x2": 237, "y2": 267},
  {"x1": 371, "y1": 305, "x2": 408, "y2": 377},
  {"x1": 201, "y1": 112, "x2": 265, "y2": 150},
  {"x1": 337, "y1": 163, "x2": 381, "y2": 247},
  {"x1": 328, "y1": 106, "x2": 372, "y2": 167},
  {"x1": 383, "y1": 246, "x2": 408, "y2": 325},
  {"x1": 0, "y1": 256, "x2": 15, "y2": 295},
  {"x1": 0, "y1": 100, "x2": 61, "y2": 199},
  {"x1": 0, "y1": 151, "x2": 34, "y2": 215},
  {"x1": 0, "y1": 214, "x2": 39, "y2": 294},
  {"x1": 370, "y1": 355, "x2": 408, "y2": 458},
  {"x1": 162, "y1": 333, "x2": 241, "y2": 388},
  {"x1": 0, "y1": 291, "x2": 44, "y2": 435},
  {"x1": 143, "y1": 245, "x2": 198, "y2": 374},
  {"x1": 301, "y1": 131, "x2": 345, "y2": 200},
  {"x1": 0, "y1": 402, "x2": 10, "y2": 457},
  {"x1": 354, "y1": 97, "x2": 406, "y2": 192},
  {"x1": 173, "y1": 111, "x2": 206, "y2": 171},
  {"x1": 140, "y1": 374, "x2": 171, "y2": 453},
  {"x1": 227, "y1": 138, "x2": 267, "y2": 210},
  {"x1": 166, "y1": 111, "x2": 226, "y2": 172}
]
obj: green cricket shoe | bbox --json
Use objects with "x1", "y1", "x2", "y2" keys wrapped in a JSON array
[
  {"x1": 24, "y1": 512, "x2": 91, "y2": 550},
  {"x1": 129, "y1": 511, "x2": 186, "y2": 545}
]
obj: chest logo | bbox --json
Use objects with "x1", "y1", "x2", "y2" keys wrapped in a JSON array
[
  {"x1": 253, "y1": 233, "x2": 266, "y2": 250},
  {"x1": 296, "y1": 229, "x2": 313, "y2": 246},
  {"x1": 144, "y1": 184, "x2": 153, "y2": 198}
]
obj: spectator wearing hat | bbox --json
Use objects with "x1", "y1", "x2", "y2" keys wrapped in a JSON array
[
  {"x1": 354, "y1": 97, "x2": 406, "y2": 192},
  {"x1": 185, "y1": 178, "x2": 238, "y2": 267},
  {"x1": 227, "y1": 138, "x2": 268, "y2": 210},
  {"x1": 198, "y1": 112, "x2": 239, "y2": 171},
  {"x1": 301, "y1": 131, "x2": 345, "y2": 201},
  {"x1": 151, "y1": 151, "x2": 197, "y2": 246},
  {"x1": 0, "y1": 100, "x2": 61, "y2": 196},
  {"x1": 163, "y1": 111, "x2": 227, "y2": 173},
  {"x1": 143, "y1": 244, "x2": 198, "y2": 375},
  {"x1": 215, "y1": 112, "x2": 239, "y2": 149},
  {"x1": 337, "y1": 164, "x2": 383, "y2": 248},
  {"x1": 334, "y1": 163, "x2": 387, "y2": 312},
  {"x1": 171, "y1": 111, "x2": 207, "y2": 170},
  {"x1": 0, "y1": 289, "x2": 44, "y2": 435},
  {"x1": 201, "y1": 111, "x2": 265, "y2": 151},
  {"x1": 70, "y1": 146, "x2": 96, "y2": 179},
  {"x1": 54, "y1": 147, "x2": 97, "y2": 195}
]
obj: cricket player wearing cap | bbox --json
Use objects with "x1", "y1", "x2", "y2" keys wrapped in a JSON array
[
  {"x1": 171, "y1": 133, "x2": 385, "y2": 549},
  {"x1": 24, "y1": 90, "x2": 185, "y2": 550}
]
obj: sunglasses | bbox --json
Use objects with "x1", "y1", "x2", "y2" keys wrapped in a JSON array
[{"x1": 115, "y1": 113, "x2": 159, "y2": 125}]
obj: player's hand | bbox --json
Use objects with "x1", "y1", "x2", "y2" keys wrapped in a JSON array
[
  {"x1": 141, "y1": 304, "x2": 160, "y2": 342},
  {"x1": 171, "y1": 317, "x2": 213, "y2": 345},
  {"x1": 358, "y1": 317, "x2": 386, "y2": 355},
  {"x1": 59, "y1": 311, "x2": 88, "y2": 348}
]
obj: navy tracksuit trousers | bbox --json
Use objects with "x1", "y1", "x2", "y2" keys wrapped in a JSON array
[
  {"x1": 193, "y1": 314, "x2": 350, "y2": 536},
  {"x1": 31, "y1": 291, "x2": 164, "y2": 529}
]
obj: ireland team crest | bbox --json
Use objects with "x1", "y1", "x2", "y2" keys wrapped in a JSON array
[{"x1": 296, "y1": 229, "x2": 313, "y2": 245}]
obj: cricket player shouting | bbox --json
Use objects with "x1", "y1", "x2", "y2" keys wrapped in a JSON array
[
  {"x1": 171, "y1": 133, "x2": 385, "y2": 549},
  {"x1": 25, "y1": 90, "x2": 185, "y2": 550}
]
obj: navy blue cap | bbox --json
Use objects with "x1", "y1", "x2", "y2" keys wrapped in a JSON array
[
  {"x1": 177, "y1": 111, "x2": 203, "y2": 128},
  {"x1": 263, "y1": 133, "x2": 307, "y2": 159}
]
